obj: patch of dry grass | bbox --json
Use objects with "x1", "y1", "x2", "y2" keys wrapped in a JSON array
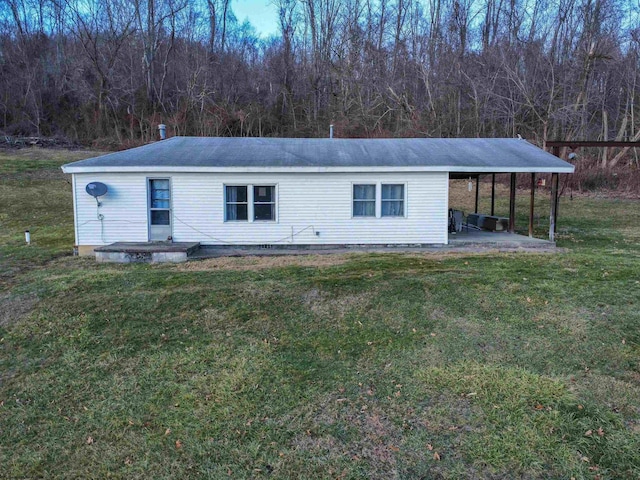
[
  {"x1": 302, "y1": 288, "x2": 375, "y2": 321},
  {"x1": 179, "y1": 251, "x2": 530, "y2": 273},
  {"x1": 570, "y1": 374, "x2": 640, "y2": 419},
  {"x1": 178, "y1": 254, "x2": 356, "y2": 271},
  {"x1": 290, "y1": 393, "x2": 407, "y2": 478},
  {"x1": 0, "y1": 292, "x2": 38, "y2": 327}
]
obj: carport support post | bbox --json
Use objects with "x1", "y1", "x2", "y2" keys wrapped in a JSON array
[
  {"x1": 551, "y1": 146, "x2": 562, "y2": 235},
  {"x1": 508, "y1": 173, "x2": 516, "y2": 233},
  {"x1": 490, "y1": 174, "x2": 495, "y2": 216},
  {"x1": 554, "y1": 176, "x2": 560, "y2": 234},
  {"x1": 550, "y1": 172, "x2": 559, "y2": 242},
  {"x1": 475, "y1": 175, "x2": 480, "y2": 213},
  {"x1": 529, "y1": 173, "x2": 535, "y2": 237}
]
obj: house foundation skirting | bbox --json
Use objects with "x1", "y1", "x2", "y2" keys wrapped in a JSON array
[
  {"x1": 96, "y1": 250, "x2": 189, "y2": 263},
  {"x1": 77, "y1": 245, "x2": 99, "y2": 256},
  {"x1": 92, "y1": 242, "x2": 201, "y2": 263}
]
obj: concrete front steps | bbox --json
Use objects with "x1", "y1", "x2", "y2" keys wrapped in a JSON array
[{"x1": 94, "y1": 242, "x2": 200, "y2": 263}]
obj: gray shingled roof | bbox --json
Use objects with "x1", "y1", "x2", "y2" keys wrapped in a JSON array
[{"x1": 62, "y1": 136, "x2": 574, "y2": 172}]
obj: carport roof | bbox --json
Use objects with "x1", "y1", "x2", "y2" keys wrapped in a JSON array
[{"x1": 62, "y1": 136, "x2": 575, "y2": 174}]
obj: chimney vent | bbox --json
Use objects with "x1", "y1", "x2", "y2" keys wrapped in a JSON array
[
  {"x1": 329, "y1": 124, "x2": 334, "y2": 139},
  {"x1": 158, "y1": 124, "x2": 167, "y2": 140}
]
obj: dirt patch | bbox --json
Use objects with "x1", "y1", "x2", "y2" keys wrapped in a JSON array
[
  {"x1": 0, "y1": 292, "x2": 38, "y2": 327},
  {"x1": 178, "y1": 254, "x2": 355, "y2": 272}
]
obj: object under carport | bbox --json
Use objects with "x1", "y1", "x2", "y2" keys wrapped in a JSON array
[{"x1": 467, "y1": 214, "x2": 508, "y2": 232}]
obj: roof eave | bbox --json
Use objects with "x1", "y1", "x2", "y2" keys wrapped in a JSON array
[{"x1": 61, "y1": 165, "x2": 575, "y2": 174}]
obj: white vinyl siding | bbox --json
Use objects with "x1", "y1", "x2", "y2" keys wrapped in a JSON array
[
  {"x1": 174, "y1": 173, "x2": 447, "y2": 245},
  {"x1": 72, "y1": 172, "x2": 449, "y2": 246},
  {"x1": 73, "y1": 173, "x2": 148, "y2": 245}
]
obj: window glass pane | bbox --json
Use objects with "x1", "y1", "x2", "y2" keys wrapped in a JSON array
[
  {"x1": 382, "y1": 184, "x2": 403, "y2": 200},
  {"x1": 151, "y1": 210, "x2": 170, "y2": 225},
  {"x1": 353, "y1": 200, "x2": 375, "y2": 216},
  {"x1": 354, "y1": 184, "x2": 375, "y2": 200},
  {"x1": 382, "y1": 200, "x2": 404, "y2": 216},
  {"x1": 254, "y1": 186, "x2": 274, "y2": 203},
  {"x1": 226, "y1": 203, "x2": 248, "y2": 221},
  {"x1": 226, "y1": 186, "x2": 247, "y2": 203},
  {"x1": 254, "y1": 204, "x2": 274, "y2": 220},
  {"x1": 151, "y1": 179, "x2": 169, "y2": 190},
  {"x1": 153, "y1": 189, "x2": 170, "y2": 200},
  {"x1": 152, "y1": 199, "x2": 170, "y2": 208},
  {"x1": 150, "y1": 179, "x2": 170, "y2": 209}
]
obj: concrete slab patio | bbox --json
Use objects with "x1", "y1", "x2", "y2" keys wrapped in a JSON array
[
  {"x1": 192, "y1": 233, "x2": 557, "y2": 259},
  {"x1": 447, "y1": 230, "x2": 554, "y2": 248}
]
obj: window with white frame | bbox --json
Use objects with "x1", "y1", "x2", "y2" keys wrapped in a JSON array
[
  {"x1": 353, "y1": 184, "x2": 376, "y2": 217},
  {"x1": 253, "y1": 186, "x2": 275, "y2": 221},
  {"x1": 225, "y1": 186, "x2": 248, "y2": 221},
  {"x1": 225, "y1": 184, "x2": 276, "y2": 222},
  {"x1": 381, "y1": 184, "x2": 405, "y2": 216}
]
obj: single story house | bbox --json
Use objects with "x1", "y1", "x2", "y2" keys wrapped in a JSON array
[{"x1": 61, "y1": 137, "x2": 575, "y2": 255}]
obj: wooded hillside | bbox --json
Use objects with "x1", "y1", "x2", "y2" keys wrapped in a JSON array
[{"x1": 1, "y1": 0, "x2": 639, "y2": 167}]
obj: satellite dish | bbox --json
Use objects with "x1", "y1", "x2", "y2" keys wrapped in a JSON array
[{"x1": 86, "y1": 182, "x2": 108, "y2": 197}]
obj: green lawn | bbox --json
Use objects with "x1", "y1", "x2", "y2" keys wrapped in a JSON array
[{"x1": 1, "y1": 149, "x2": 639, "y2": 479}]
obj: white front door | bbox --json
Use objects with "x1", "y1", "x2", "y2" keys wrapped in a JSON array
[{"x1": 148, "y1": 178, "x2": 171, "y2": 241}]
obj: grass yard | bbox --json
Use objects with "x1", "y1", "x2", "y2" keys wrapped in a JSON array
[{"x1": 1, "y1": 149, "x2": 639, "y2": 479}]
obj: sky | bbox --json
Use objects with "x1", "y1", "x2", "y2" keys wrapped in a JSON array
[{"x1": 232, "y1": 0, "x2": 280, "y2": 38}]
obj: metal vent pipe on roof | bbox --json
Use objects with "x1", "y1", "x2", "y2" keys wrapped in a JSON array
[
  {"x1": 329, "y1": 124, "x2": 334, "y2": 139},
  {"x1": 158, "y1": 124, "x2": 166, "y2": 140}
]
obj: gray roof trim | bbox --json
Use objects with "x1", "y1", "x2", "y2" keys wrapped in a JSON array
[
  {"x1": 61, "y1": 136, "x2": 575, "y2": 173},
  {"x1": 62, "y1": 165, "x2": 574, "y2": 174}
]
